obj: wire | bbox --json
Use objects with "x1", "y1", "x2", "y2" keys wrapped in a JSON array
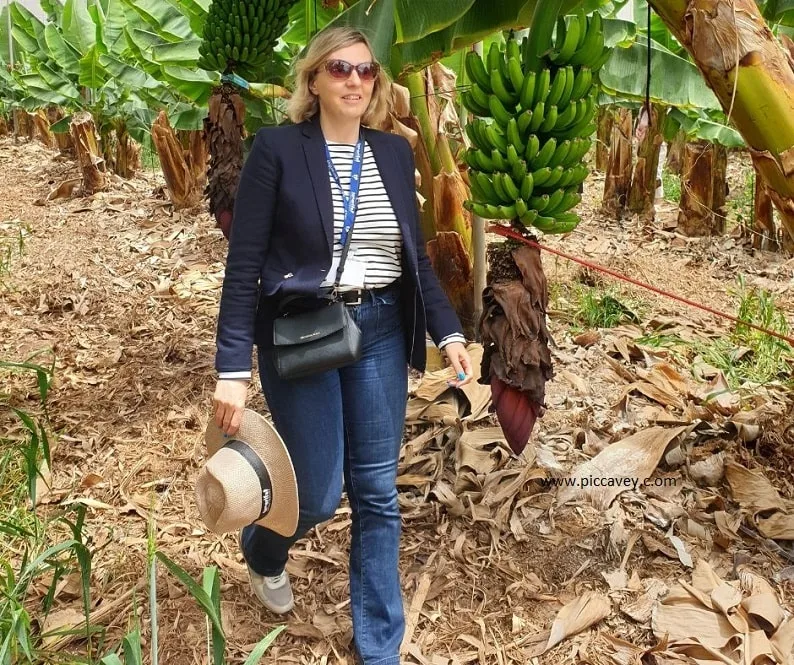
[{"x1": 488, "y1": 223, "x2": 794, "y2": 348}]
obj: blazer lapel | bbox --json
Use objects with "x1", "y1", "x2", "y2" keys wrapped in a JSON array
[
  {"x1": 302, "y1": 120, "x2": 334, "y2": 255},
  {"x1": 364, "y1": 128, "x2": 415, "y2": 252}
]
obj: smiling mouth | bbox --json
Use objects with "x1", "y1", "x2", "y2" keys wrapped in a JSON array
[{"x1": 342, "y1": 95, "x2": 362, "y2": 101}]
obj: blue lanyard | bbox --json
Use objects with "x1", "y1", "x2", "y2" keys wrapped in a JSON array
[{"x1": 325, "y1": 135, "x2": 364, "y2": 247}]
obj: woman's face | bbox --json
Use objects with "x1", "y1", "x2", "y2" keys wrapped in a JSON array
[{"x1": 310, "y1": 42, "x2": 378, "y2": 123}]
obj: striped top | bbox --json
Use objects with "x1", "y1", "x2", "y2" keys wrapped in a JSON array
[
  {"x1": 217, "y1": 139, "x2": 464, "y2": 380},
  {"x1": 320, "y1": 140, "x2": 402, "y2": 289}
]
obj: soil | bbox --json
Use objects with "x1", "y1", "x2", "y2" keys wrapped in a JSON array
[{"x1": 1, "y1": 136, "x2": 793, "y2": 665}]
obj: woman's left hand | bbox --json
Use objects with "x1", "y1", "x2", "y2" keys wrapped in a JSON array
[{"x1": 443, "y1": 341, "x2": 473, "y2": 388}]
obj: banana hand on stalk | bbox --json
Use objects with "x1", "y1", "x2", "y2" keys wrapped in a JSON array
[{"x1": 461, "y1": 12, "x2": 610, "y2": 233}]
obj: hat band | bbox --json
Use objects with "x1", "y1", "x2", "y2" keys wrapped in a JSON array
[{"x1": 225, "y1": 439, "x2": 273, "y2": 519}]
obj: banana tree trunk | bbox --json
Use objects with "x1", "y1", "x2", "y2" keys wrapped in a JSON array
[
  {"x1": 70, "y1": 112, "x2": 107, "y2": 195},
  {"x1": 628, "y1": 104, "x2": 664, "y2": 221},
  {"x1": 603, "y1": 107, "x2": 633, "y2": 216},
  {"x1": 596, "y1": 106, "x2": 613, "y2": 172},
  {"x1": 404, "y1": 67, "x2": 475, "y2": 338},
  {"x1": 650, "y1": 0, "x2": 794, "y2": 242},
  {"x1": 678, "y1": 140, "x2": 722, "y2": 236},
  {"x1": 752, "y1": 172, "x2": 777, "y2": 250},
  {"x1": 152, "y1": 110, "x2": 203, "y2": 210}
]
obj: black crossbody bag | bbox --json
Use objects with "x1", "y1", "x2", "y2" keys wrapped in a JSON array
[{"x1": 271, "y1": 234, "x2": 362, "y2": 380}]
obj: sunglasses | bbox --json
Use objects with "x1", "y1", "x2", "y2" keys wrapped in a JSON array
[{"x1": 323, "y1": 59, "x2": 380, "y2": 82}]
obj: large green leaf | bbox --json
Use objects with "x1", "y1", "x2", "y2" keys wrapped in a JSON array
[
  {"x1": 10, "y1": 2, "x2": 47, "y2": 55},
  {"x1": 99, "y1": 53, "x2": 163, "y2": 92},
  {"x1": 0, "y1": 6, "x2": 11, "y2": 65},
  {"x1": 326, "y1": 0, "x2": 397, "y2": 66},
  {"x1": 152, "y1": 39, "x2": 201, "y2": 66},
  {"x1": 394, "y1": 0, "x2": 476, "y2": 43},
  {"x1": 62, "y1": 0, "x2": 96, "y2": 55},
  {"x1": 169, "y1": 103, "x2": 206, "y2": 130},
  {"x1": 282, "y1": 0, "x2": 342, "y2": 45},
  {"x1": 124, "y1": 28, "x2": 166, "y2": 75},
  {"x1": 667, "y1": 108, "x2": 745, "y2": 148},
  {"x1": 390, "y1": 0, "x2": 538, "y2": 73},
  {"x1": 44, "y1": 24, "x2": 81, "y2": 75},
  {"x1": 762, "y1": 0, "x2": 794, "y2": 27},
  {"x1": 160, "y1": 65, "x2": 215, "y2": 104},
  {"x1": 99, "y1": 0, "x2": 128, "y2": 56},
  {"x1": 37, "y1": 63, "x2": 82, "y2": 99},
  {"x1": 120, "y1": 0, "x2": 193, "y2": 42},
  {"x1": 167, "y1": 0, "x2": 209, "y2": 37},
  {"x1": 79, "y1": 45, "x2": 108, "y2": 87},
  {"x1": 599, "y1": 36, "x2": 720, "y2": 110},
  {"x1": 40, "y1": 0, "x2": 65, "y2": 24}
]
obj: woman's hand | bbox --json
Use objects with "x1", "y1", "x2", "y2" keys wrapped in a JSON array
[
  {"x1": 443, "y1": 342, "x2": 473, "y2": 388},
  {"x1": 213, "y1": 379, "x2": 249, "y2": 436}
]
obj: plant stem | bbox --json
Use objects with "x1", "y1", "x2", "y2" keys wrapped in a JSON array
[{"x1": 404, "y1": 70, "x2": 441, "y2": 174}]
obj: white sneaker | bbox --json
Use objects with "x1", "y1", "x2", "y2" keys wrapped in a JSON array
[{"x1": 247, "y1": 567, "x2": 294, "y2": 614}]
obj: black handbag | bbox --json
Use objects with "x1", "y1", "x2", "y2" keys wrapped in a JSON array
[{"x1": 271, "y1": 227, "x2": 362, "y2": 380}]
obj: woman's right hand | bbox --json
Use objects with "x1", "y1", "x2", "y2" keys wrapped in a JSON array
[{"x1": 213, "y1": 379, "x2": 249, "y2": 436}]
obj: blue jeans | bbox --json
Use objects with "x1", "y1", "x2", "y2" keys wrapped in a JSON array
[{"x1": 242, "y1": 285, "x2": 408, "y2": 665}]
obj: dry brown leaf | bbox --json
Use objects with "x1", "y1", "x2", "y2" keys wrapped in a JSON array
[
  {"x1": 558, "y1": 426, "x2": 687, "y2": 508},
  {"x1": 41, "y1": 608, "x2": 86, "y2": 647},
  {"x1": 544, "y1": 591, "x2": 611, "y2": 652}
]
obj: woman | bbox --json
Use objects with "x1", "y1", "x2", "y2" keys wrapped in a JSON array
[{"x1": 212, "y1": 26, "x2": 472, "y2": 665}]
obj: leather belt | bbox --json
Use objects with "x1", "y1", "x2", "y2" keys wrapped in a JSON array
[{"x1": 338, "y1": 280, "x2": 400, "y2": 306}]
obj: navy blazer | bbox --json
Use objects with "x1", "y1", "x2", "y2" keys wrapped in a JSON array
[{"x1": 215, "y1": 116, "x2": 464, "y2": 375}]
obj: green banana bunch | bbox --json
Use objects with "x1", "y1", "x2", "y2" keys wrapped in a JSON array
[
  {"x1": 198, "y1": 0, "x2": 298, "y2": 80},
  {"x1": 462, "y1": 12, "x2": 611, "y2": 234}
]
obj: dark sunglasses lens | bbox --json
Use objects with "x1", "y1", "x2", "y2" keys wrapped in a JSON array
[
  {"x1": 326, "y1": 60, "x2": 352, "y2": 78},
  {"x1": 356, "y1": 63, "x2": 378, "y2": 80}
]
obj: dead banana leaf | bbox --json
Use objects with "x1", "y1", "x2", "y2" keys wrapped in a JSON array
[
  {"x1": 558, "y1": 426, "x2": 687, "y2": 508},
  {"x1": 544, "y1": 591, "x2": 611, "y2": 652}
]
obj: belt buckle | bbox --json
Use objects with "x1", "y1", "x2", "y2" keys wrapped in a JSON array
[{"x1": 346, "y1": 290, "x2": 362, "y2": 306}]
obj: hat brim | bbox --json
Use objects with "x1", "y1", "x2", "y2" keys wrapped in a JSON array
[{"x1": 205, "y1": 409, "x2": 299, "y2": 537}]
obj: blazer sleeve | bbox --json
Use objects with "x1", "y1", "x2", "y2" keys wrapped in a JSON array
[
  {"x1": 397, "y1": 136, "x2": 466, "y2": 348},
  {"x1": 215, "y1": 129, "x2": 281, "y2": 375}
]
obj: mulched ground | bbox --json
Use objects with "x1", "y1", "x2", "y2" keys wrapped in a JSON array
[{"x1": 1, "y1": 135, "x2": 793, "y2": 665}]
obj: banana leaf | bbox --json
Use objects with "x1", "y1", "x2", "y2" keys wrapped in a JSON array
[
  {"x1": 153, "y1": 39, "x2": 201, "y2": 66},
  {"x1": 124, "y1": 28, "x2": 167, "y2": 76},
  {"x1": 91, "y1": 0, "x2": 128, "y2": 56},
  {"x1": 119, "y1": 0, "x2": 193, "y2": 42},
  {"x1": 79, "y1": 45, "x2": 108, "y2": 88},
  {"x1": 40, "y1": 0, "x2": 65, "y2": 24},
  {"x1": 167, "y1": 0, "x2": 209, "y2": 38},
  {"x1": 666, "y1": 107, "x2": 745, "y2": 148},
  {"x1": 282, "y1": 0, "x2": 343, "y2": 45},
  {"x1": 160, "y1": 64, "x2": 215, "y2": 104},
  {"x1": 0, "y1": 6, "x2": 10, "y2": 65},
  {"x1": 10, "y1": 2, "x2": 47, "y2": 55},
  {"x1": 598, "y1": 36, "x2": 721, "y2": 110},
  {"x1": 61, "y1": 0, "x2": 96, "y2": 54},
  {"x1": 44, "y1": 24, "x2": 81, "y2": 76},
  {"x1": 761, "y1": 0, "x2": 794, "y2": 27},
  {"x1": 602, "y1": 17, "x2": 636, "y2": 46},
  {"x1": 394, "y1": 0, "x2": 476, "y2": 43},
  {"x1": 99, "y1": 53, "x2": 164, "y2": 92},
  {"x1": 169, "y1": 103, "x2": 206, "y2": 130}
]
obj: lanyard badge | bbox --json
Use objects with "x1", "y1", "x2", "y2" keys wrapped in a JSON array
[{"x1": 325, "y1": 135, "x2": 364, "y2": 247}]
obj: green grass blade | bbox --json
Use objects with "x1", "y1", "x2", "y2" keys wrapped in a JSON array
[
  {"x1": 242, "y1": 626, "x2": 287, "y2": 665},
  {"x1": 122, "y1": 626, "x2": 143, "y2": 665},
  {"x1": 154, "y1": 552, "x2": 222, "y2": 630}
]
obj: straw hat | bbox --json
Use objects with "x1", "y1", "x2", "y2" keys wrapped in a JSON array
[{"x1": 196, "y1": 409, "x2": 299, "y2": 537}]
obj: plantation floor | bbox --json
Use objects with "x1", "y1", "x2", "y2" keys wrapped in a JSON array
[{"x1": 2, "y1": 137, "x2": 794, "y2": 665}]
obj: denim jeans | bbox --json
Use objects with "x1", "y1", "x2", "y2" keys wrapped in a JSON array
[{"x1": 241, "y1": 285, "x2": 408, "y2": 665}]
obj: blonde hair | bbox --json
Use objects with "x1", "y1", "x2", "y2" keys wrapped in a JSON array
[{"x1": 287, "y1": 26, "x2": 392, "y2": 127}]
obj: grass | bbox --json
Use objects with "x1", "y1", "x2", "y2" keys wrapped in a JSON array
[
  {"x1": 727, "y1": 167, "x2": 755, "y2": 233},
  {"x1": 0, "y1": 219, "x2": 28, "y2": 284},
  {"x1": 661, "y1": 167, "x2": 681, "y2": 203},
  {"x1": 696, "y1": 276, "x2": 793, "y2": 388},
  {"x1": 1, "y1": 358, "x2": 283, "y2": 664}
]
